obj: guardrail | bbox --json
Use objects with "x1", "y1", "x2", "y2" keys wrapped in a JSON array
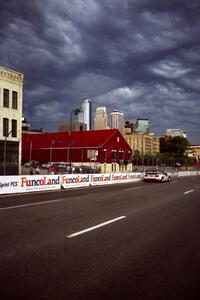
[{"x1": 0, "y1": 171, "x2": 199, "y2": 195}]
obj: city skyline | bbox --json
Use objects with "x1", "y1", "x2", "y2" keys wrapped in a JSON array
[{"x1": 0, "y1": 1, "x2": 200, "y2": 144}]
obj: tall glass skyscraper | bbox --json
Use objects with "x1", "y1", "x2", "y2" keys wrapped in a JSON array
[
  {"x1": 135, "y1": 119, "x2": 149, "y2": 133},
  {"x1": 78, "y1": 97, "x2": 92, "y2": 130}
]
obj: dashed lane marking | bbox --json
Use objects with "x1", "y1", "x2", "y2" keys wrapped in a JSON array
[
  {"x1": 0, "y1": 198, "x2": 65, "y2": 211},
  {"x1": 67, "y1": 216, "x2": 126, "y2": 238},
  {"x1": 184, "y1": 189, "x2": 194, "y2": 195},
  {"x1": 124, "y1": 187, "x2": 142, "y2": 191}
]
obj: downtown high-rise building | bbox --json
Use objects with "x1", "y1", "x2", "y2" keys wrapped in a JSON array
[
  {"x1": 110, "y1": 110, "x2": 124, "y2": 134},
  {"x1": 135, "y1": 119, "x2": 149, "y2": 133},
  {"x1": 165, "y1": 129, "x2": 187, "y2": 138},
  {"x1": 78, "y1": 97, "x2": 92, "y2": 130},
  {"x1": 94, "y1": 107, "x2": 107, "y2": 130}
]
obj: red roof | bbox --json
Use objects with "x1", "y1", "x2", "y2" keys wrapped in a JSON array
[
  {"x1": 22, "y1": 129, "x2": 132, "y2": 164},
  {"x1": 22, "y1": 129, "x2": 130, "y2": 150}
]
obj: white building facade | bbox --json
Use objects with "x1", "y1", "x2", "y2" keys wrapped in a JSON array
[
  {"x1": 94, "y1": 106, "x2": 107, "y2": 130},
  {"x1": 0, "y1": 66, "x2": 23, "y2": 175},
  {"x1": 166, "y1": 129, "x2": 187, "y2": 138},
  {"x1": 110, "y1": 110, "x2": 124, "y2": 134}
]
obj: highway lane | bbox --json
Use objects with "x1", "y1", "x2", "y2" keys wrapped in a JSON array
[{"x1": 0, "y1": 176, "x2": 200, "y2": 299}]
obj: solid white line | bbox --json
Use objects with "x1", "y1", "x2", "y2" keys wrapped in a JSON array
[
  {"x1": 184, "y1": 189, "x2": 194, "y2": 195},
  {"x1": 67, "y1": 216, "x2": 126, "y2": 238},
  {"x1": 124, "y1": 187, "x2": 142, "y2": 191},
  {"x1": 0, "y1": 199, "x2": 65, "y2": 211}
]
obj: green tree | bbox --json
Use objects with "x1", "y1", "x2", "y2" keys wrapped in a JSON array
[
  {"x1": 133, "y1": 150, "x2": 140, "y2": 164},
  {"x1": 162, "y1": 136, "x2": 189, "y2": 156}
]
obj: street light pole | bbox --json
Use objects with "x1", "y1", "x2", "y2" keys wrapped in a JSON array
[
  {"x1": 29, "y1": 136, "x2": 37, "y2": 165},
  {"x1": 67, "y1": 140, "x2": 75, "y2": 173},
  {"x1": 70, "y1": 110, "x2": 73, "y2": 133},
  {"x1": 103, "y1": 149, "x2": 107, "y2": 173},
  {"x1": 122, "y1": 150, "x2": 124, "y2": 172},
  {"x1": 50, "y1": 143, "x2": 53, "y2": 164},
  {"x1": 114, "y1": 150, "x2": 117, "y2": 172},
  {"x1": 4, "y1": 130, "x2": 12, "y2": 176},
  {"x1": 69, "y1": 108, "x2": 81, "y2": 172},
  {"x1": 70, "y1": 108, "x2": 81, "y2": 134},
  {"x1": 29, "y1": 140, "x2": 32, "y2": 164}
]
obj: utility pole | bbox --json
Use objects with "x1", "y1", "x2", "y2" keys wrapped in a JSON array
[{"x1": 4, "y1": 130, "x2": 12, "y2": 176}]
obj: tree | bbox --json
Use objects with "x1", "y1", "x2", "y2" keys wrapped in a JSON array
[
  {"x1": 162, "y1": 136, "x2": 189, "y2": 156},
  {"x1": 133, "y1": 150, "x2": 140, "y2": 165}
]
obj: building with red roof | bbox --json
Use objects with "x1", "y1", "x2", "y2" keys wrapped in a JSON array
[{"x1": 22, "y1": 129, "x2": 132, "y2": 173}]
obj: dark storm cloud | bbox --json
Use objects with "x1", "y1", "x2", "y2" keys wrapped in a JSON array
[{"x1": 0, "y1": 0, "x2": 200, "y2": 143}]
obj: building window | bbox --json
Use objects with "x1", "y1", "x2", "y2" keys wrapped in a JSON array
[
  {"x1": 12, "y1": 91, "x2": 18, "y2": 109},
  {"x1": 103, "y1": 150, "x2": 106, "y2": 161},
  {"x1": 3, "y1": 89, "x2": 9, "y2": 108},
  {"x1": 3, "y1": 118, "x2": 9, "y2": 137},
  {"x1": 12, "y1": 119, "x2": 17, "y2": 137},
  {"x1": 111, "y1": 151, "x2": 115, "y2": 160},
  {"x1": 119, "y1": 151, "x2": 123, "y2": 159}
]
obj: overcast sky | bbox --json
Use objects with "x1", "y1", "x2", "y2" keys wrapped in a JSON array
[{"x1": 1, "y1": 0, "x2": 200, "y2": 144}]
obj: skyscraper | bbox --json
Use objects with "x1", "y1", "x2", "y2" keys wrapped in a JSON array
[
  {"x1": 110, "y1": 110, "x2": 124, "y2": 134},
  {"x1": 94, "y1": 107, "x2": 107, "y2": 130},
  {"x1": 78, "y1": 97, "x2": 92, "y2": 130},
  {"x1": 135, "y1": 119, "x2": 149, "y2": 133}
]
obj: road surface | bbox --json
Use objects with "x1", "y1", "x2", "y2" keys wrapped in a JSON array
[{"x1": 0, "y1": 176, "x2": 200, "y2": 300}]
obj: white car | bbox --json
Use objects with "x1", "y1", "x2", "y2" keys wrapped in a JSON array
[{"x1": 143, "y1": 169, "x2": 171, "y2": 182}]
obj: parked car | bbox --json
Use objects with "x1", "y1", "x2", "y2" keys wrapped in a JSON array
[
  {"x1": 24, "y1": 161, "x2": 39, "y2": 168},
  {"x1": 143, "y1": 169, "x2": 171, "y2": 182},
  {"x1": 41, "y1": 162, "x2": 52, "y2": 169}
]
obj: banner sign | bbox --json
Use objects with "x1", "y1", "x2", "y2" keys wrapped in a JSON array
[
  {"x1": 20, "y1": 175, "x2": 61, "y2": 192},
  {"x1": 61, "y1": 174, "x2": 90, "y2": 189},
  {"x1": 0, "y1": 176, "x2": 20, "y2": 194},
  {"x1": 111, "y1": 173, "x2": 128, "y2": 184},
  {"x1": 0, "y1": 175, "x2": 61, "y2": 194},
  {"x1": 0, "y1": 173, "x2": 143, "y2": 194},
  {"x1": 127, "y1": 173, "x2": 141, "y2": 181},
  {"x1": 90, "y1": 173, "x2": 141, "y2": 186},
  {"x1": 90, "y1": 174, "x2": 112, "y2": 186}
]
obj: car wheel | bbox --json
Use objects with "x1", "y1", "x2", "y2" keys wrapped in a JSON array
[{"x1": 161, "y1": 177, "x2": 164, "y2": 182}]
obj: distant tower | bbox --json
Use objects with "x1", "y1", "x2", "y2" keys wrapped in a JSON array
[
  {"x1": 110, "y1": 110, "x2": 124, "y2": 134},
  {"x1": 135, "y1": 119, "x2": 149, "y2": 133},
  {"x1": 166, "y1": 129, "x2": 187, "y2": 138},
  {"x1": 94, "y1": 107, "x2": 107, "y2": 130},
  {"x1": 78, "y1": 97, "x2": 92, "y2": 130}
]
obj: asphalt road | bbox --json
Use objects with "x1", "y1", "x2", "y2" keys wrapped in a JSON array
[{"x1": 0, "y1": 176, "x2": 200, "y2": 300}]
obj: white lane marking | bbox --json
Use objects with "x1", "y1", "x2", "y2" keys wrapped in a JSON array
[
  {"x1": 124, "y1": 187, "x2": 142, "y2": 191},
  {"x1": 184, "y1": 189, "x2": 194, "y2": 195},
  {"x1": 0, "y1": 199, "x2": 65, "y2": 211},
  {"x1": 67, "y1": 216, "x2": 126, "y2": 238}
]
